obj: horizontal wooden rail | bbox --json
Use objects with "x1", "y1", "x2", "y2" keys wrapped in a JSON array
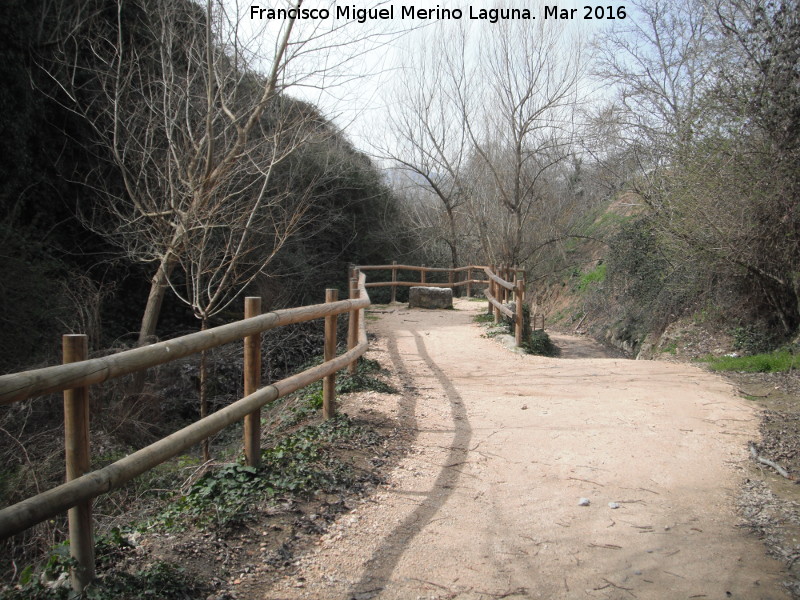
[
  {"x1": 364, "y1": 279, "x2": 485, "y2": 289},
  {"x1": 0, "y1": 296, "x2": 369, "y2": 406},
  {"x1": 0, "y1": 332, "x2": 369, "y2": 539},
  {"x1": 356, "y1": 264, "x2": 486, "y2": 273},
  {"x1": 355, "y1": 264, "x2": 489, "y2": 303},
  {"x1": 485, "y1": 289, "x2": 514, "y2": 318},
  {"x1": 0, "y1": 271, "x2": 371, "y2": 541},
  {"x1": 484, "y1": 267, "x2": 515, "y2": 291}
]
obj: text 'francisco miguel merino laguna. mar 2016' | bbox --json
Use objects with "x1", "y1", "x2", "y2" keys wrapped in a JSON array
[{"x1": 249, "y1": 4, "x2": 628, "y2": 24}]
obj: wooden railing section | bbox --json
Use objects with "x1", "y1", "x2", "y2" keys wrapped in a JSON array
[
  {"x1": 356, "y1": 262, "x2": 489, "y2": 301},
  {"x1": 0, "y1": 270, "x2": 370, "y2": 591},
  {"x1": 484, "y1": 265, "x2": 526, "y2": 347},
  {"x1": 357, "y1": 263, "x2": 526, "y2": 347}
]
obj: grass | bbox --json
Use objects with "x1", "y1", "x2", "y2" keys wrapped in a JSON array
[
  {"x1": 660, "y1": 341, "x2": 678, "y2": 355},
  {"x1": 472, "y1": 313, "x2": 495, "y2": 324},
  {"x1": 576, "y1": 263, "x2": 606, "y2": 292},
  {"x1": 703, "y1": 350, "x2": 797, "y2": 373}
]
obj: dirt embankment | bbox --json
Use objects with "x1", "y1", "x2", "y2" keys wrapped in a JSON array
[{"x1": 249, "y1": 298, "x2": 788, "y2": 599}]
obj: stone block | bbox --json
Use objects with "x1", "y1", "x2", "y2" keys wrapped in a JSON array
[{"x1": 408, "y1": 286, "x2": 453, "y2": 309}]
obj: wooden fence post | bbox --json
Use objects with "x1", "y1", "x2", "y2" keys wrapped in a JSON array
[
  {"x1": 488, "y1": 264, "x2": 495, "y2": 318},
  {"x1": 347, "y1": 277, "x2": 359, "y2": 375},
  {"x1": 448, "y1": 268, "x2": 454, "y2": 291},
  {"x1": 466, "y1": 267, "x2": 472, "y2": 298},
  {"x1": 62, "y1": 334, "x2": 94, "y2": 592},
  {"x1": 515, "y1": 274, "x2": 525, "y2": 347},
  {"x1": 243, "y1": 297, "x2": 262, "y2": 468},
  {"x1": 492, "y1": 265, "x2": 496, "y2": 325},
  {"x1": 421, "y1": 265, "x2": 426, "y2": 285},
  {"x1": 391, "y1": 260, "x2": 397, "y2": 303},
  {"x1": 323, "y1": 289, "x2": 338, "y2": 419}
]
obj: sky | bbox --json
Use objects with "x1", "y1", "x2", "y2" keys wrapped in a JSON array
[{"x1": 232, "y1": 0, "x2": 626, "y2": 156}]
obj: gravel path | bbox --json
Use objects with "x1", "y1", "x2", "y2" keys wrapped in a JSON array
[{"x1": 255, "y1": 298, "x2": 788, "y2": 599}]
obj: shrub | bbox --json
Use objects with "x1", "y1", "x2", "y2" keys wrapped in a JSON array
[{"x1": 522, "y1": 330, "x2": 561, "y2": 357}]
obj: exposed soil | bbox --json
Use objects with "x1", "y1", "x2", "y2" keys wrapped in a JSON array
[
  {"x1": 239, "y1": 298, "x2": 791, "y2": 599},
  {"x1": 108, "y1": 408, "x2": 414, "y2": 600},
  {"x1": 725, "y1": 369, "x2": 800, "y2": 598}
]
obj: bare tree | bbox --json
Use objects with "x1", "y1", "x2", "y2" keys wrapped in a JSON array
[
  {"x1": 592, "y1": 0, "x2": 719, "y2": 175},
  {"x1": 460, "y1": 14, "x2": 584, "y2": 266},
  {"x1": 382, "y1": 26, "x2": 471, "y2": 270},
  {"x1": 384, "y1": 11, "x2": 585, "y2": 270},
  {"x1": 41, "y1": 0, "x2": 404, "y2": 345},
  {"x1": 39, "y1": 0, "x2": 307, "y2": 346}
]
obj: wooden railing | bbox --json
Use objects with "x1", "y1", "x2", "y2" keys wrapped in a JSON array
[
  {"x1": 356, "y1": 263, "x2": 489, "y2": 302},
  {"x1": 484, "y1": 265, "x2": 526, "y2": 347},
  {"x1": 0, "y1": 262, "x2": 528, "y2": 592},
  {"x1": 356, "y1": 263, "x2": 526, "y2": 347},
  {"x1": 0, "y1": 269, "x2": 371, "y2": 591}
]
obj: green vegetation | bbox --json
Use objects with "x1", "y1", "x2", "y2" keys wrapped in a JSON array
[
  {"x1": 336, "y1": 358, "x2": 398, "y2": 395},
  {"x1": 149, "y1": 358, "x2": 393, "y2": 530},
  {"x1": 522, "y1": 330, "x2": 561, "y2": 357},
  {"x1": 154, "y1": 413, "x2": 375, "y2": 531},
  {"x1": 577, "y1": 263, "x2": 606, "y2": 293},
  {"x1": 473, "y1": 313, "x2": 495, "y2": 324},
  {"x1": 731, "y1": 325, "x2": 778, "y2": 355},
  {"x1": 660, "y1": 341, "x2": 679, "y2": 355},
  {"x1": 703, "y1": 350, "x2": 797, "y2": 373},
  {"x1": 1, "y1": 532, "x2": 204, "y2": 600}
]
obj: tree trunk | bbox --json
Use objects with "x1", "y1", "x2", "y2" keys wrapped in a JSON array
[
  {"x1": 137, "y1": 256, "x2": 175, "y2": 346},
  {"x1": 446, "y1": 207, "x2": 461, "y2": 297},
  {"x1": 200, "y1": 318, "x2": 210, "y2": 461}
]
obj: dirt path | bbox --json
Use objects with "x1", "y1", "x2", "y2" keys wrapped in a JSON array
[{"x1": 258, "y1": 298, "x2": 788, "y2": 599}]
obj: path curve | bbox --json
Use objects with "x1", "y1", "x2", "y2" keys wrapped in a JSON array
[{"x1": 258, "y1": 299, "x2": 788, "y2": 599}]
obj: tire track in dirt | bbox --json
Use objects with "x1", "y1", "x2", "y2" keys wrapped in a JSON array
[{"x1": 349, "y1": 327, "x2": 472, "y2": 599}]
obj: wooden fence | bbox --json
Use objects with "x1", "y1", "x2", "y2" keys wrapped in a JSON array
[
  {"x1": 356, "y1": 262, "x2": 489, "y2": 301},
  {"x1": 0, "y1": 270, "x2": 370, "y2": 591},
  {"x1": 0, "y1": 262, "x2": 530, "y2": 592},
  {"x1": 482, "y1": 265, "x2": 527, "y2": 346},
  {"x1": 357, "y1": 263, "x2": 527, "y2": 347}
]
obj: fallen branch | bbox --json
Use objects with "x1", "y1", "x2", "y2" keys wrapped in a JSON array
[
  {"x1": 574, "y1": 312, "x2": 590, "y2": 333},
  {"x1": 750, "y1": 443, "x2": 792, "y2": 479},
  {"x1": 737, "y1": 388, "x2": 769, "y2": 398}
]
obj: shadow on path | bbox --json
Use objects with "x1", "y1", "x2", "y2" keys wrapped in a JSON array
[{"x1": 348, "y1": 327, "x2": 473, "y2": 600}]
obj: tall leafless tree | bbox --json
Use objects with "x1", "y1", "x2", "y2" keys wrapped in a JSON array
[
  {"x1": 382, "y1": 26, "x2": 471, "y2": 270},
  {"x1": 384, "y1": 11, "x2": 585, "y2": 270}
]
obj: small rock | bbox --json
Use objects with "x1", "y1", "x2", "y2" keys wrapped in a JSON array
[
  {"x1": 521, "y1": 404, "x2": 528, "y2": 410},
  {"x1": 578, "y1": 497, "x2": 591, "y2": 506},
  {"x1": 608, "y1": 502, "x2": 620, "y2": 509}
]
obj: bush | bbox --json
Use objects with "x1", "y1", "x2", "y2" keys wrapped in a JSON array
[
  {"x1": 522, "y1": 330, "x2": 560, "y2": 357},
  {"x1": 731, "y1": 324, "x2": 777, "y2": 355}
]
